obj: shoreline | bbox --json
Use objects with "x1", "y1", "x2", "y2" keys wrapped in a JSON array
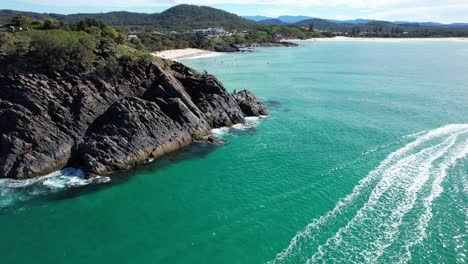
[
  {"x1": 152, "y1": 48, "x2": 221, "y2": 61},
  {"x1": 284, "y1": 37, "x2": 468, "y2": 42},
  {"x1": 152, "y1": 37, "x2": 468, "y2": 61}
]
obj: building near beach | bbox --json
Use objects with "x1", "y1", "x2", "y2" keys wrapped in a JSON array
[{"x1": 191, "y1": 28, "x2": 230, "y2": 38}]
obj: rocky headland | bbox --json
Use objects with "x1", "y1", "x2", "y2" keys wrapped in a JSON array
[
  {"x1": 214, "y1": 41, "x2": 299, "y2": 52},
  {"x1": 0, "y1": 58, "x2": 268, "y2": 179}
]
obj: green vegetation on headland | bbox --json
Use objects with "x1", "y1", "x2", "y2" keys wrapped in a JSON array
[
  {"x1": 0, "y1": 16, "x2": 154, "y2": 76},
  {"x1": 0, "y1": 4, "x2": 255, "y2": 31},
  {"x1": 2, "y1": 4, "x2": 467, "y2": 41},
  {"x1": 295, "y1": 19, "x2": 468, "y2": 38},
  {"x1": 0, "y1": 13, "x2": 270, "y2": 180},
  {"x1": 1, "y1": 13, "x2": 316, "y2": 55},
  {"x1": 2, "y1": 3, "x2": 468, "y2": 59},
  {"x1": 133, "y1": 25, "x2": 318, "y2": 52}
]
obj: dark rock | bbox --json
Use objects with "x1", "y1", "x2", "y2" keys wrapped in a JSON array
[
  {"x1": 213, "y1": 42, "x2": 298, "y2": 53},
  {"x1": 283, "y1": 108, "x2": 292, "y2": 112},
  {"x1": 232, "y1": 90, "x2": 269, "y2": 117},
  {"x1": 267, "y1": 100, "x2": 281, "y2": 108},
  {"x1": 206, "y1": 135, "x2": 224, "y2": 144},
  {"x1": 0, "y1": 59, "x2": 267, "y2": 179},
  {"x1": 258, "y1": 41, "x2": 299, "y2": 47},
  {"x1": 214, "y1": 45, "x2": 240, "y2": 53}
]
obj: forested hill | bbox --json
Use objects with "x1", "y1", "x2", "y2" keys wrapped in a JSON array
[
  {"x1": 2, "y1": 4, "x2": 467, "y2": 37},
  {"x1": 294, "y1": 19, "x2": 468, "y2": 37},
  {"x1": 0, "y1": 5, "x2": 255, "y2": 30}
]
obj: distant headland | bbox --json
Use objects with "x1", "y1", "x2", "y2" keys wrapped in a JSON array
[{"x1": 1, "y1": 4, "x2": 467, "y2": 56}]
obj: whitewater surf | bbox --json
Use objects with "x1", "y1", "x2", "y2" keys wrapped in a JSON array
[{"x1": 270, "y1": 124, "x2": 468, "y2": 263}]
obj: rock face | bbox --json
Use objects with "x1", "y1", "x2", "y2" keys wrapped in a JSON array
[
  {"x1": 214, "y1": 42, "x2": 299, "y2": 52},
  {"x1": 0, "y1": 59, "x2": 268, "y2": 179},
  {"x1": 233, "y1": 90, "x2": 269, "y2": 116}
]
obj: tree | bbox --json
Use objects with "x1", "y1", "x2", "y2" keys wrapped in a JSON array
[
  {"x1": 42, "y1": 18, "x2": 61, "y2": 30},
  {"x1": 30, "y1": 30, "x2": 96, "y2": 72},
  {"x1": 76, "y1": 18, "x2": 107, "y2": 31},
  {"x1": 12, "y1": 14, "x2": 31, "y2": 27},
  {"x1": 309, "y1": 23, "x2": 315, "y2": 31},
  {"x1": 103, "y1": 26, "x2": 120, "y2": 40},
  {"x1": 30, "y1": 21, "x2": 43, "y2": 29}
]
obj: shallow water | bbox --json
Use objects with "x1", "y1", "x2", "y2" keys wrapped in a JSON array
[{"x1": 1, "y1": 40, "x2": 467, "y2": 263}]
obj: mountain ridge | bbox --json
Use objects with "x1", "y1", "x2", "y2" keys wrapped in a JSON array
[
  {"x1": 242, "y1": 15, "x2": 468, "y2": 28},
  {"x1": 1, "y1": 5, "x2": 467, "y2": 34},
  {"x1": 0, "y1": 5, "x2": 255, "y2": 30}
]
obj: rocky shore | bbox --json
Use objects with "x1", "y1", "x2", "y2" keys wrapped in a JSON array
[
  {"x1": 0, "y1": 59, "x2": 268, "y2": 179},
  {"x1": 214, "y1": 41, "x2": 299, "y2": 52}
]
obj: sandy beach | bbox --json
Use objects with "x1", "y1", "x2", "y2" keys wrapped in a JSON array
[
  {"x1": 287, "y1": 37, "x2": 468, "y2": 42},
  {"x1": 152, "y1": 48, "x2": 221, "y2": 61}
]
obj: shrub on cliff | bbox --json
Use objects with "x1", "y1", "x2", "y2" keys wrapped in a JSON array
[
  {"x1": 0, "y1": 32, "x2": 30, "y2": 56},
  {"x1": 11, "y1": 14, "x2": 31, "y2": 27},
  {"x1": 0, "y1": 32, "x2": 11, "y2": 52},
  {"x1": 42, "y1": 18, "x2": 61, "y2": 30},
  {"x1": 30, "y1": 30, "x2": 96, "y2": 72}
]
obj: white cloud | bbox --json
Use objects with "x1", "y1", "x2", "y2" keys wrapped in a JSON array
[{"x1": 371, "y1": 3, "x2": 468, "y2": 23}]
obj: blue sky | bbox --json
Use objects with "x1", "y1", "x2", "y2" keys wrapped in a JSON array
[{"x1": 3, "y1": 0, "x2": 468, "y2": 23}]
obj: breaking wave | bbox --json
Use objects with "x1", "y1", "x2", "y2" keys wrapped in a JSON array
[
  {"x1": 211, "y1": 115, "x2": 268, "y2": 136},
  {"x1": 268, "y1": 124, "x2": 468, "y2": 263},
  {"x1": 0, "y1": 168, "x2": 110, "y2": 210}
]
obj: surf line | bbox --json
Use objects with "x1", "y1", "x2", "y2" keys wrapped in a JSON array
[{"x1": 268, "y1": 124, "x2": 468, "y2": 264}]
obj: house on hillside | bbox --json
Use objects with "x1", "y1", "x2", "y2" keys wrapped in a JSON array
[
  {"x1": 127, "y1": 34, "x2": 138, "y2": 41},
  {"x1": 191, "y1": 28, "x2": 229, "y2": 38}
]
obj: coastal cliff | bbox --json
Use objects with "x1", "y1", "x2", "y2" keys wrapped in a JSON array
[{"x1": 0, "y1": 58, "x2": 268, "y2": 179}]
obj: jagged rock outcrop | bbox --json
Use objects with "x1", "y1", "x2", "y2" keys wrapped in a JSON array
[
  {"x1": 0, "y1": 59, "x2": 268, "y2": 179},
  {"x1": 233, "y1": 90, "x2": 269, "y2": 116}
]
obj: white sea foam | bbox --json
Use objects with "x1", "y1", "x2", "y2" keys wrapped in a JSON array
[
  {"x1": 268, "y1": 124, "x2": 468, "y2": 264},
  {"x1": 181, "y1": 52, "x2": 223, "y2": 60},
  {"x1": 210, "y1": 115, "x2": 268, "y2": 136},
  {"x1": 399, "y1": 137, "x2": 468, "y2": 263},
  {"x1": 0, "y1": 168, "x2": 110, "y2": 209},
  {"x1": 211, "y1": 127, "x2": 230, "y2": 136}
]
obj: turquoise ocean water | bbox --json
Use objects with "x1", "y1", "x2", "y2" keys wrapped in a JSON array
[{"x1": 1, "y1": 40, "x2": 467, "y2": 263}]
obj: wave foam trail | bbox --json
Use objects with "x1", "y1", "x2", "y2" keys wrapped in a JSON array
[
  {"x1": 268, "y1": 124, "x2": 468, "y2": 264},
  {"x1": 211, "y1": 115, "x2": 268, "y2": 136},
  {"x1": 0, "y1": 168, "x2": 110, "y2": 210}
]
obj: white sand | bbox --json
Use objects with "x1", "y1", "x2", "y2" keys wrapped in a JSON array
[
  {"x1": 152, "y1": 48, "x2": 221, "y2": 61},
  {"x1": 294, "y1": 37, "x2": 468, "y2": 42}
]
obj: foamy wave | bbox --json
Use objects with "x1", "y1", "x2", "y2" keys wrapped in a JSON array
[
  {"x1": 182, "y1": 53, "x2": 223, "y2": 60},
  {"x1": 269, "y1": 124, "x2": 468, "y2": 264},
  {"x1": 210, "y1": 115, "x2": 268, "y2": 136},
  {"x1": 0, "y1": 168, "x2": 110, "y2": 209},
  {"x1": 211, "y1": 127, "x2": 230, "y2": 136}
]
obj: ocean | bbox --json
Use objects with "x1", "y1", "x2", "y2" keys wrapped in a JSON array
[{"x1": 1, "y1": 40, "x2": 467, "y2": 263}]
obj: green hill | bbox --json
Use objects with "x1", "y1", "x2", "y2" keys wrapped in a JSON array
[
  {"x1": 294, "y1": 19, "x2": 349, "y2": 30},
  {"x1": 155, "y1": 4, "x2": 254, "y2": 30},
  {"x1": 54, "y1": 11, "x2": 154, "y2": 26},
  {"x1": 0, "y1": 5, "x2": 255, "y2": 30},
  {"x1": 0, "y1": 9, "x2": 49, "y2": 25},
  {"x1": 258, "y1": 19, "x2": 288, "y2": 26}
]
